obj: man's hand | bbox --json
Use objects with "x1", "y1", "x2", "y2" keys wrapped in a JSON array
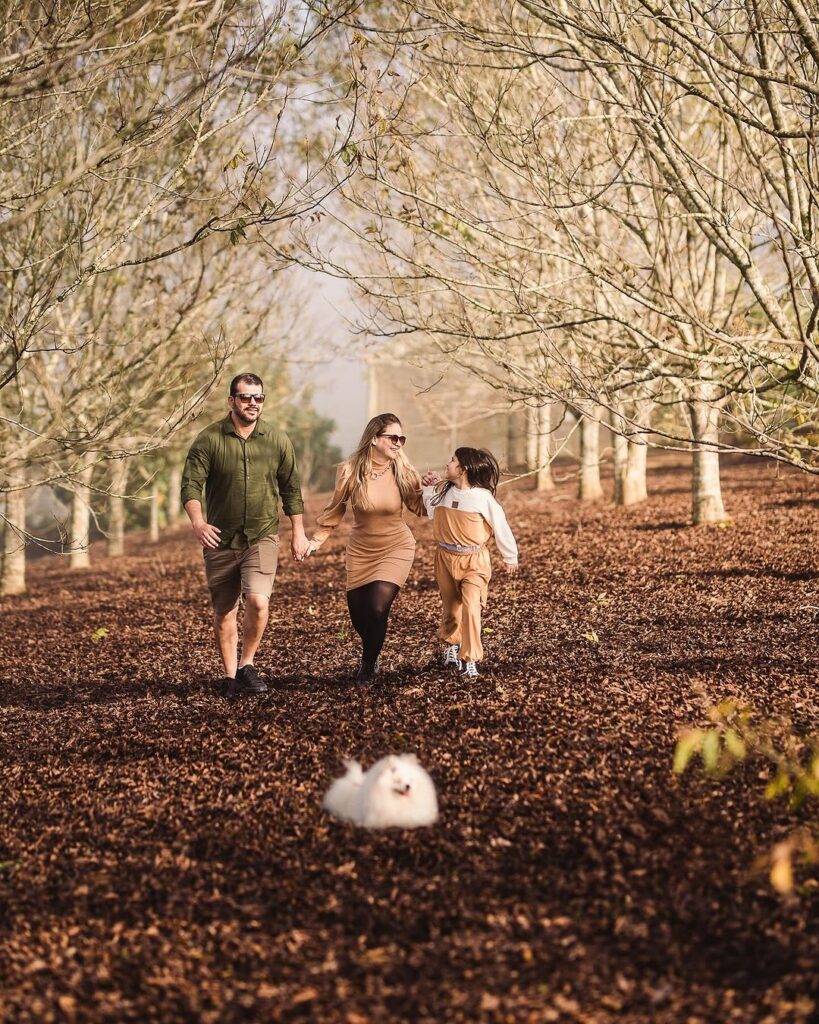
[
  {"x1": 502, "y1": 562, "x2": 519, "y2": 575},
  {"x1": 422, "y1": 470, "x2": 441, "y2": 486},
  {"x1": 193, "y1": 520, "x2": 221, "y2": 549},
  {"x1": 291, "y1": 531, "x2": 311, "y2": 562}
]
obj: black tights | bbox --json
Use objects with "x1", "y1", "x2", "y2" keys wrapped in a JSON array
[{"x1": 346, "y1": 580, "x2": 400, "y2": 668}]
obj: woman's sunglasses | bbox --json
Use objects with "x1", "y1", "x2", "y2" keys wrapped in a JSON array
[{"x1": 378, "y1": 433, "x2": 407, "y2": 446}]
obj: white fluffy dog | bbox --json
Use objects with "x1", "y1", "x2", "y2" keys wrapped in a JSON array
[{"x1": 322, "y1": 754, "x2": 439, "y2": 829}]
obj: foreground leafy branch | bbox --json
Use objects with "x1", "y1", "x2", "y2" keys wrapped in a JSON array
[{"x1": 675, "y1": 698, "x2": 819, "y2": 894}]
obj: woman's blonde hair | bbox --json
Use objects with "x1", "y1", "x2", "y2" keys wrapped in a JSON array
[{"x1": 341, "y1": 412, "x2": 420, "y2": 510}]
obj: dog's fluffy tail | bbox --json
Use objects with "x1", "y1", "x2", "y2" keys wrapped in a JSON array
[{"x1": 322, "y1": 759, "x2": 364, "y2": 822}]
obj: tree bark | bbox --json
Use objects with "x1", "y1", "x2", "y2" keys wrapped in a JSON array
[
  {"x1": 149, "y1": 484, "x2": 161, "y2": 543},
  {"x1": 1, "y1": 489, "x2": 27, "y2": 595},
  {"x1": 578, "y1": 414, "x2": 603, "y2": 501},
  {"x1": 69, "y1": 460, "x2": 95, "y2": 569},
  {"x1": 690, "y1": 395, "x2": 726, "y2": 524},
  {"x1": 622, "y1": 440, "x2": 648, "y2": 505},
  {"x1": 612, "y1": 427, "x2": 628, "y2": 505},
  {"x1": 166, "y1": 464, "x2": 182, "y2": 525},
  {"x1": 107, "y1": 459, "x2": 130, "y2": 557},
  {"x1": 527, "y1": 404, "x2": 555, "y2": 491}
]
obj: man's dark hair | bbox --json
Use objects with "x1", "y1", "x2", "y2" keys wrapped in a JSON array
[{"x1": 230, "y1": 372, "x2": 264, "y2": 396}]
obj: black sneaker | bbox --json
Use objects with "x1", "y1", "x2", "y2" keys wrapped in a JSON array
[
  {"x1": 215, "y1": 676, "x2": 239, "y2": 698},
  {"x1": 236, "y1": 664, "x2": 268, "y2": 694}
]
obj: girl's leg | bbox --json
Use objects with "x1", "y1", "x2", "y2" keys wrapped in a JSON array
[
  {"x1": 458, "y1": 579, "x2": 485, "y2": 663},
  {"x1": 435, "y1": 553, "x2": 462, "y2": 648}
]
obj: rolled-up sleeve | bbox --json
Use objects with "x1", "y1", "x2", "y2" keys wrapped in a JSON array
[
  {"x1": 181, "y1": 436, "x2": 211, "y2": 507},
  {"x1": 277, "y1": 436, "x2": 305, "y2": 517}
]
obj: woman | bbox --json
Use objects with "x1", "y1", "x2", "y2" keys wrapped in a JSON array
[{"x1": 308, "y1": 413, "x2": 425, "y2": 683}]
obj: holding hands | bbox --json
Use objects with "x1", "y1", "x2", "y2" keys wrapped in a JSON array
[
  {"x1": 421, "y1": 470, "x2": 441, "y2": 487},
  {"x1": 291, "y1": 531, "x2": 312, "y2": 562}
]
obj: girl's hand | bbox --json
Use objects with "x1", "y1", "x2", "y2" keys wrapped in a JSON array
[
  {"x1": 502, "y1": 562, "x2": 519, "y2": 575},
  {"x1": 422, "y1": 470, "x2": 441, "y2": 486}
]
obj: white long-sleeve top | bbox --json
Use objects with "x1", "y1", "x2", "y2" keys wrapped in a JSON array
[{"x1": 422, "y1": 484, "x2": 519, "y2": 565}]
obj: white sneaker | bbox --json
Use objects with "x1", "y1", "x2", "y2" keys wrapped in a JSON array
[
  {"x1": 460, "y1": 660, "x2": 479, "y2": 679},
  {"x1": 443, "y1": 644, "x2": 461, "y2": 669}
]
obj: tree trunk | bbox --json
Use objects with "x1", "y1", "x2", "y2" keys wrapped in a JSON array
[
  {"x1": 107, "y1": 459, "x2": 130, "y2": 557},
  {"x1": 166, "y1": 464, "x2": 183, "y2": 525},
  {"x1": 527, "y1": 404, "x2": 555, "y2": 491},
  {"x1": 69, "y1": 460, "x2": 95, "y2": 569},
  {"x1": 1, "y1": 489, "x2": 26, "y2": 595},
  {"x1": 149, "y1": 484, "x2": 161, "y2": 543},
  {"x1": 690, "y1": 396, "x2": 726, "y2": 524},
  {"x1": 612, "y1": 427, "x2": 628, "y2": 505},
  {"x1": 622, "y1": 440, "x2": 648, "y2": 505},
  {"x1": 578, "y1": 414, "x2": 603, "y2": 501}
]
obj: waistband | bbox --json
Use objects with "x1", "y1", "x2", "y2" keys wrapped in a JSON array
[{"x1": 438, "y1": 541, "x2": 484, "y2": 553}]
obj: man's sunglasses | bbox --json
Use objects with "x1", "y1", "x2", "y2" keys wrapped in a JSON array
[
  {"x1": 233, "y1": 393, "x2": 265, "y2": 403},
  {"x1": 379, "y1": 432, "x2": 407, "y2": 446}
]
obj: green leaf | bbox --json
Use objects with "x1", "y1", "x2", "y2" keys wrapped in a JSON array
[
  {"x1": 91, "y1": 627, "x2": 109, "y2": 642},
  {"x1": 764, "y1": 772, "x2": 791, "y2": 800},
  {"x1": 340, "y1": 143, "x2": 358, "y2": 166},
  {"x1": 701, "y1": 730, "x2": 721, "y2": 773},
  {"x1": 724, "y1": 729, "x2": 747, "y2": 760},
  {"x1": 673, "y1": 729, "x2": 704, "y2": 774}
]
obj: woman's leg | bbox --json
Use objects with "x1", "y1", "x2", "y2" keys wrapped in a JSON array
[
  {"x1": 346, "y1": 580, "x2": 400, "y2": 673},
  {"x1": 346, "y1": 585, "x2": 370, "y2": 642},
  {"x1": 360, "y1": 580, "x2": 400, "y2": 666}
]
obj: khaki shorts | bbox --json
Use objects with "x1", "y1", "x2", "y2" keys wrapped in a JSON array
[{"x1": 203, "y1": 535, "x2": 279, "y2": 614}]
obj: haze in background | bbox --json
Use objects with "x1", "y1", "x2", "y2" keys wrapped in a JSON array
[{"x1": 290, "y1": 269, "x2": 368, "y2": 455}]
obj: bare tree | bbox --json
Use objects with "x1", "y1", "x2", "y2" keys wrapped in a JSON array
[{"x1": 292, "y1": 0, "x2": 818, "y2": 529}]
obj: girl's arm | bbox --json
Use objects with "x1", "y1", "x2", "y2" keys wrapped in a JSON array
[
  {"x1": 421, "y1": 483, "x2": 439, "y2": 519},
  {"x1": 483, "y1": 493, "x2": 519, "y2": 565},
  {"x1": 310, "y1": 463, "x2": 351, "y2": 550}
]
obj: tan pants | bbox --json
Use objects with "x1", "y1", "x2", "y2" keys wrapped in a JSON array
[{"x1": 435, "y1": 547, "x2": 491, "y2": 662}]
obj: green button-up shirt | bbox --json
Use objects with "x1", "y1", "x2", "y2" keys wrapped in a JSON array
[{"x1": 180, "y1": 415, "x2": 305, "y2": 550}]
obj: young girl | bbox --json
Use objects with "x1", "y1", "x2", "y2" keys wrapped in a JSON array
[{"x1": 422, "y1": 447, "x2": 518, "y2": 678}]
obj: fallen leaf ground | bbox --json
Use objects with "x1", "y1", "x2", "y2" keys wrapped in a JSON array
[{"x1": 1, "y1": 456, "x2": 817, "y2": 1023}]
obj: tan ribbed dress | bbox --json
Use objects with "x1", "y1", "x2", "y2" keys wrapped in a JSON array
[{"x1": 312, "y1": 462, "x2": 425, "y2": 591}]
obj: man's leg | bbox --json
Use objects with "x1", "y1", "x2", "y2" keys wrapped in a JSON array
[
  {"x1": 203, "y1": 547, "x2": 242, "y2": 688},
  {"x1": 214, "y1": 607, "x2": 240, "y2": 678},
  {"x1": 239, "y1": 593, "x2": 270, "y2": 669},
  {"x1": 234, "y1": 538, "x2": 277, "y2": 693}
]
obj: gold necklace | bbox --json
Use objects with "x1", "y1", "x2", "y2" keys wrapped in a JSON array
[{"x1": 371, "y1": 461, "x2": 390, "y2": 480}]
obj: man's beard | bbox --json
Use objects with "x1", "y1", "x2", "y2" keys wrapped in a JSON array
[{"x1": 235, "y1": 407, "x2": 259, "y2": 425}]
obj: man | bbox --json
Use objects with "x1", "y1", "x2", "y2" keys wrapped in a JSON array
[{"x1": 181, "y1": 372, "x2": 310, "y2": 696}]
